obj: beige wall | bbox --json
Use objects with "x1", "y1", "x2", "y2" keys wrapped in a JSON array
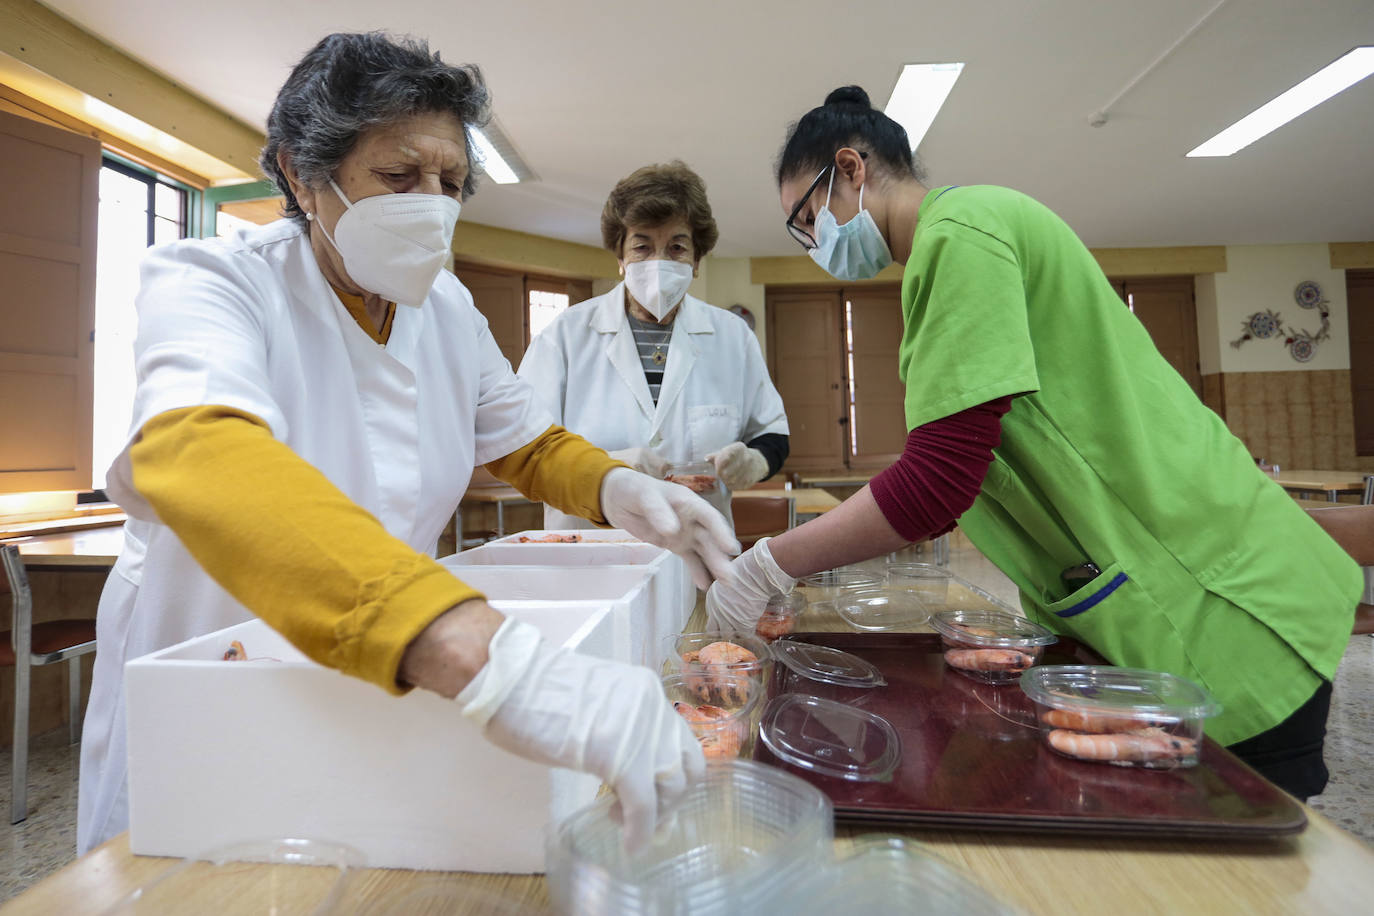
[{"x1": 1205, "y1": 244, "x2": 1350, "y2": 373}]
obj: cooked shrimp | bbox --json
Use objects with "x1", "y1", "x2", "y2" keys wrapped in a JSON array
[
  {"x1": 674, "y1": 702, "x2": 743, "y2": 759},
  {"x1": 755, "y1": 611, "x2": 796, "y2": 642},
  {"x1": 223, "y1": 640, "x2": 246, "y2": 661},
  {"x1": 666, "y1": 474, "x2": 719, "y2": 494},
  {"x1": 1042, "y1": 708, "x2": 1165, "y2": 733},
  {"x1": 516, "y1": 533, "x2": 582, "y2": 543},
  {"x1": 682, "y1": 641, "x2": 758, "y2": 705},
  {"x1": 944, "y1": 648, "x2": 1035, "y2": 672},
  {"x1": 1047, "y1": 727, "x2": 1197, "y2": 763}
]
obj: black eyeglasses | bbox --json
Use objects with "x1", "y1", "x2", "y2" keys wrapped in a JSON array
[
  {"x1": 785, "y1": 165, "x2": 832, "y2": 250},
  {"x1": 784, "y1": 152, "x2": 866, "y2": 250}
]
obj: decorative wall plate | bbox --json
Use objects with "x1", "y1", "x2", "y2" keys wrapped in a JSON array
[{"x1": 1294, "y1": 281, "x2": 1324, "y2": 309}]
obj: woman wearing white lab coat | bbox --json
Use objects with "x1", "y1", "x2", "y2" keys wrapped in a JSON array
[
  {"x1": 77, "y1": 33, "x2": 728, "y2": 854},
  {"x1": 519, "y1": 162, "x2": 790, "y2": 528}
]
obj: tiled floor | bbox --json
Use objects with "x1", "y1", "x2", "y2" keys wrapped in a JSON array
[{"x1": 2, "y1": 534, "x2": 1371, "y2": 903}]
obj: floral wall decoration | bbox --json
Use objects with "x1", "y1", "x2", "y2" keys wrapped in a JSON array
[{"x1": 1229, "y1": 280, "x2": 1331, "y2": 363}]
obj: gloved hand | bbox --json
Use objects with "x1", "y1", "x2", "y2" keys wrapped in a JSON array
[
  {"x1": 607, "y1": 446, "x2": 670, "y2": 480},
  {"x1": 705, "y1": 537, "x2": 797, "y2": 634},
  {"x1": 460, "y1": 617, "x2": 706, "y2": 851},
  {"x1": 706, "y1": 442, "x2": 770, "y2": 492},
  {"x1": 601, "y1": 467, "x2": 739, "y2": 588}
]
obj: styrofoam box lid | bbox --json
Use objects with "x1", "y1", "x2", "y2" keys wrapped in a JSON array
[{"x1": 435, "y1": 562, "x2": 653, "y2": 603}]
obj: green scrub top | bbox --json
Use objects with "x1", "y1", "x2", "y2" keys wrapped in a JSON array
[{"x1": 900, "y1": 185, "x2": 1361, "y2": 745}]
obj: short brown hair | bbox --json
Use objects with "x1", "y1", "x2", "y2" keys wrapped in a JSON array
[{"x1": 600, "y1": 161, "x2": 719, "y2": 259}]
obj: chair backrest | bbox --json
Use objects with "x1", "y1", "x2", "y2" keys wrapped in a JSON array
[
  {"x1": 732, "y1": 496, "x2": 792, "y2": 549},
  {"x1": 1364, "y1": 475, "x2": 1373, "y2": 506}
]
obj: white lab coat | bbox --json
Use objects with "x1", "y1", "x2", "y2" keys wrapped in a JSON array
[
  {"x1": 77, "y1": 220, "x2": 551, "y2": 852},
  {"x1": 518, "y1": 284, "x2": 788, "y2": 528}
]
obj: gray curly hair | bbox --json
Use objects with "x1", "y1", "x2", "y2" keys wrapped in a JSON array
[{"x1": 260, "y1": 32, "x2": 491, "y2": 225}]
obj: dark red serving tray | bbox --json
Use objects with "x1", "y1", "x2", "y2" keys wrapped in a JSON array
[{"x1": 753, "y1": 632, "x2": 1306, "y2": 838}]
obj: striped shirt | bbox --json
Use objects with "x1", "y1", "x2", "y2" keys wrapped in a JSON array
[{"x1": 627, "y1": 313, "x2": 673, "y2": 403}]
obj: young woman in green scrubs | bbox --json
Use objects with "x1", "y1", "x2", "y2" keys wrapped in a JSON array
[{"x1": 706, "y1": 86, "x2": 1361, "y2": 799}]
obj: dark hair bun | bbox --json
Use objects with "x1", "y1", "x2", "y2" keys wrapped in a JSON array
[{"x1": 824, "y1": 85, "x2": 871, "y2": 109}]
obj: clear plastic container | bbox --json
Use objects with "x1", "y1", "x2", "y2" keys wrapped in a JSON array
[
  {"x1": 662, "y1": 672, "x2": 763, "y2": 761},
  {"x1": 663, "y1": 632, "x2": 772, "y2": 708},
  {"x1": 760, "y1": 694, "x2": 901, "y2": 782},
  {"x1": 546, "y1": 759, "x2": 833, "y2": 916},
  {"x1": 772, "y1": 640, "x2": 886, "y2": 688},
  {"x1": 756, "y1": 591, "x2": 806, "y2": 642},
  {"x1": 929, "y1": 610, "x2": 1057, "y2": 685},
  {"x1": 835, "y1": 587, "x2": 930, "y2": 631},
  {"x1": 104, "y1": 838, "x2": 364, "y2": 915},
  {"x1": 778, "y1": 835, "x2": 1015, "y2": 915},
  {"x1": 798, "y1": 567, "x2": 884, "y2": 602},
  {"x1": 1021, "y1": 665, "x2": 1221, "y2": 768},
  {"x1": 885, "y1": 563, "x2": 952, "y2": 606}
]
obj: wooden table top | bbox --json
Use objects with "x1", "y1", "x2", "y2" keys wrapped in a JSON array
[
  {"x1": 797, "y1": 471, "x2": 875, "y2": 486},
  {"x1": 1271, "y1": 469, "x2": 1369, "y2": 492},
  {"x1": 2, "y1": 525, "x2": 124, "y2": 568},
  {"x1": 736, "y1": 486, "x2": 841, "y2": 514},
  {"x1": 14, "y1": 584, "x2": 1372, "y2": 914},
  {"x1": 458, "y1": 485, "x2": 532, "y2": 505}
]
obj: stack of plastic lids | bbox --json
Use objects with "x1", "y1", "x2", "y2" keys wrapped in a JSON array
[
  {"x1": 546, "y1": 760, "x2": 833, "y2": 916},
  {"x1": 778, "y1": 835, "x2": 1016, "y2": 916},
  {"x1": 760, "y1": 641, "x2": 901, "y2": 781}
]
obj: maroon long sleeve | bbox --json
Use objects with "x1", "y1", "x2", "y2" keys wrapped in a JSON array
[{"x1": 869, "y1": 396, "x2": 1014, "y2": 542}]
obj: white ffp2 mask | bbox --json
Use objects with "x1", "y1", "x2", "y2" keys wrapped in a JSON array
[
  {"x1": 314, "y1": 179, "x2": 461, "y2": 307},
  {"x1": 623, "y1": 259, "x2": 694, "y2": 321}
]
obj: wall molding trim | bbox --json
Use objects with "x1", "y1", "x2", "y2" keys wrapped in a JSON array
[{"x1": 1330, "y1": 242, "x2": 1374, "y2": 270}]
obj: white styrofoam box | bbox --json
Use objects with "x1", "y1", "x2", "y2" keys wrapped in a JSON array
[
  {"x1": 125, "y1": 599, "x2": 616, "y2": 873},
  {"x1": 438, "y1": 564, "x2": 653, "y2": 666},
  {"x1": 447, "y1": 531, "x2": 697, "y2": 667}
]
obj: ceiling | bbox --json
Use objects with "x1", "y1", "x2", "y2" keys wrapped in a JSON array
[{"x1": 40, "y1": 0, "x2": 1374, "y2": 257}]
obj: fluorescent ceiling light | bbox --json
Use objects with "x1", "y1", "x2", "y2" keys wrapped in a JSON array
[
  {"x1": 1187, "y1": 46, "x2": 1374, "y2": 157},
  {"x1": 469, "y1": 126, "x2": 520, "y2": 184},
  {"x1": 884, "y1": 63, "x2": 965, "y2": 150}
]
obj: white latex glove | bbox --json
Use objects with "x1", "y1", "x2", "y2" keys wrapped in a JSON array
[
  {"x1": 460, "y1": 618, "x2": 706, "y2": 851},
  {"x1": 607, "y1": 446, "x2": 670, "y2": 480},
  {"x1": 706, "y1": 442, "x2": 770, "y2": 492},
  {"x1": 601, "y1": 467, "x2": 739, "y2": 588},
  {"x1": 705, "y1": 537, "x2": 797, "y2": 634}
]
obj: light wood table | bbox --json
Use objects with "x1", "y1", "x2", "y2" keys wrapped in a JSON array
[
  {"x1": 456, "y1": 485, "x2": 533, "y2": 538},
  {"x1": 9, "y1": 586, "x2": 1374, "y2": 914},
  {"x1": 796, "y1": 471, "x2": 875, "y2": 487},
  {"x1": 3, "y1": 525, "x2": 124, "y2": 570},
  {"x1": 1271, "y1": 469, "x2": 1369, "y2": 503}
]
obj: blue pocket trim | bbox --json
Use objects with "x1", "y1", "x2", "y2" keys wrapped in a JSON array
[{"x1": 1054, "y1": 571, "x2": 1128, "y2": 618}]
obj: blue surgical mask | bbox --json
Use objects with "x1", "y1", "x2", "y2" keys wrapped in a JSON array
[{"x1": 808, "y1": 170, "x2": 893, "y2": 281}]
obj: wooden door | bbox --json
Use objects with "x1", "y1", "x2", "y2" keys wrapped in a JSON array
[
  {"x1": 0, "y1": 110, "x2": 100, "y2": 494},
  {"x1": 456, "y1": 264, "x2": 526, "y2": 366},
  {"x1": 845, "y1": 287, "x2": 907, "y2": 467},
  {"x1": 1348, "y1": 270, "x2": 1374, "y2": 455},
  {"x1": 766, "y1": 290, "x2": 846, "y2": 471},
  {"x1": 1119, "y1": 277, "x2": 1202, "y2": 399}
]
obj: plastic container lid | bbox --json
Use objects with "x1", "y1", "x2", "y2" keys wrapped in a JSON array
[
  {"x1": 760, "y1": 694, "x2": 901, "y2": 782},
  {"x1": 836, "y1": 588, "x2": 930, "y2": 631},
  {"x1": 773, "y1": 640, "x2": 887, "y2": 687},
  {"x1": 929, "y1": 609, "x2": 1058, "y2": 647},
  {"x1": 799, "y1": 568, "x2": 884, "y2": 591},
  {"x1": 1021, "y1": 665, "x2": 1222, "y2": 721}
]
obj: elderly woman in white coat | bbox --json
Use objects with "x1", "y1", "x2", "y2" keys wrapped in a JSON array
[
  {"x1": 518, "y1": 162, "x2": 790, "y2": 528},
  {"x1": 77, "y1": 33, "x2": 732, "y2": 854}
]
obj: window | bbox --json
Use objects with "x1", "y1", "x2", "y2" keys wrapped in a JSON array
[
  {"x1": 528, "y1": 288, "x2": 571, "y2": 340},
  {"x1": 92, "y1": 157, "x2": 190, "y2": 488}
]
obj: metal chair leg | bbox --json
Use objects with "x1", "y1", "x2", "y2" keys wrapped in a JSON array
[
  {"x1": 11, "y1": 645, "x2": 29, "y2": 824},
  {"x1": 934, "y1": 533, "x2": 950, "y2": 567},
  {"x1": 68, "y1": 656, "x2": 83, "y2": 745}
]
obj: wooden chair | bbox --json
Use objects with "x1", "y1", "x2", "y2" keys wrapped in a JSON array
[
  {"x1": 731, "y1": 496, "x2": 795, "y2": 550},
  {"x1": 1, "y1": 543, "x2": 97, "y2": 823}
]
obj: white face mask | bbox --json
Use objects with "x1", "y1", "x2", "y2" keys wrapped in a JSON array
[
  {"x1": 808, "y1": 170, "x2": 893, "y2": 282},
  {"x1": 312, "y1": 179, "x2": 461, "y2": 307},
  {"x1": 623, "y1": 259, "x2": 694, "y2": 321}
]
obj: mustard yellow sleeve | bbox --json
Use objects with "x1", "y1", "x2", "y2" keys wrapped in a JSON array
[
  {"x1": 484, "y1": 425, "x2": 628, "y2": 525},
  {"x1": 130, "y1": 405, "x2": 484, "y2": 694}
]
